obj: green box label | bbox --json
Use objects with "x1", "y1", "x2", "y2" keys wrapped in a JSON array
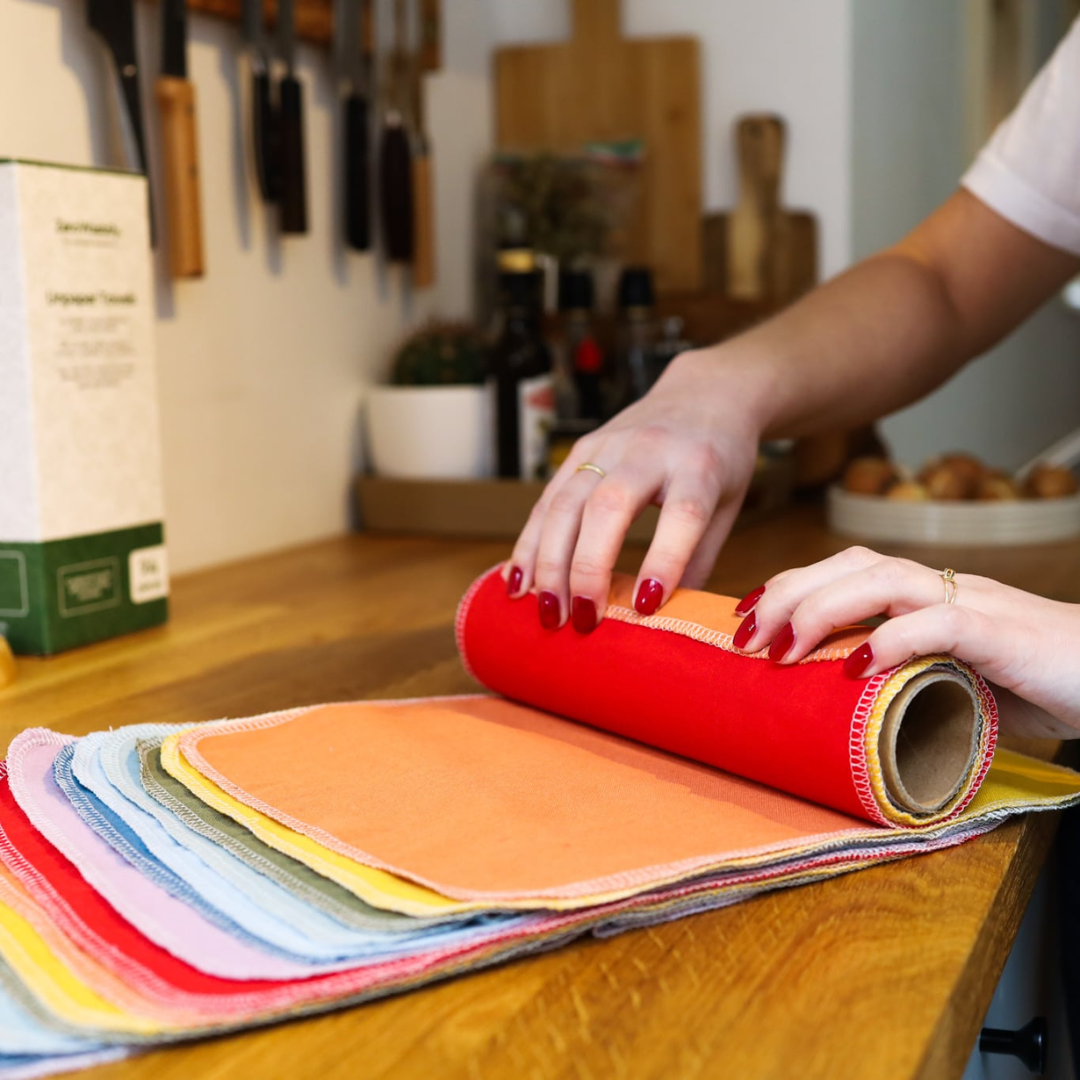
[
  {"x1": 0, "y1": 552, "x2": 29, "y2": 616},
  {"x1": 0, "y1": 523, "x2": 166, "y2": 653},
  {"x1": 57, "y1": 557, "x2": 121, "y2": 616}
]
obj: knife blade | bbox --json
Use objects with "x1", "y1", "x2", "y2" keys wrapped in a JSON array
[
  {"x1": 155, "y1": 0, "x2": 204, "y2": 277},
  {"x1": 86, "y1": 0, "x2": 154, "y2": 243},
  {"x1": 336, "y1": 0, "x2": 371, "y2": 250},
  {"x1": 241, "y1": 0, "x2": 279, "y2": 201},
  {"x1": 277, "y1": 0, "x2": 308, "y2": 234}
]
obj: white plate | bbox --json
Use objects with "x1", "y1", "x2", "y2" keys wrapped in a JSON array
[{"x1": 827, "y1": 485, "x2": 1080, "y2": 546}]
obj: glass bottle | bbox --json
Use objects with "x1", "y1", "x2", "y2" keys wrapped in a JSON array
[
  {"x1": 609, "y1": 266, "x2": 658, "y2": 414},
  {"x1": 557, "y1": 269, "x2": 605, "y2": 422},
  {"x1": 489, "y1": 249, "x2": 555, "y2": 480}
]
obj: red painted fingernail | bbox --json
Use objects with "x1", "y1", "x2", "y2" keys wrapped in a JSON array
[
  {"x1": 507, "y1": 565, "x2": 524, "y2": 596},
  {"x1": 735, "y1": 585, "x2": 766, "y2": 616},
  {"x1": 733, "y1": 611, "x2": 756, "y2": 651},
  {"x1": 769, "y1": 621, "x2": 796, "y2": 662},
  {"x1": 538, "y1": 591, "x2": 561, "y2": 630},
  {"x1": 571, "y1": 596, "x2": 598, "y2": 634},
  {"x1": 635, "y1": 578, "x2": 664, "y2": 616},
  {"x1": 844, "y1": 642, "x2": 875, "y2": 679}
]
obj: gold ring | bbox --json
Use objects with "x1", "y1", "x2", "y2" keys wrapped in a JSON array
[
  {"x1": 941, "y1": 568, "x2": 958, "y2": 605},
  {"x1": 576, "y1": 463, "x2": 607, "y2": 479}
]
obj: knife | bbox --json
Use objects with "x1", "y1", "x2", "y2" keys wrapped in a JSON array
[
  {"x1": 410, "y1": 0, "x2": 434, "y2": 286},
  {"x1": 241, "y1": 0, "x2": 278, "y2": 201},
  {"x1": 277, "y1": 0, "x2": 308, "y2": 234},
  {"x1": 335, "y1": 0, "x2": 372, "y2": 251},
  {"x1": 378, "y1": 0, "x2": 413, "y2": 262},
  {"x1": 155, "y1": 0, "x2": 204, "y2": 277},
  {"x1": 86, "y1": 0, "x2": 154, "y2": 244}
]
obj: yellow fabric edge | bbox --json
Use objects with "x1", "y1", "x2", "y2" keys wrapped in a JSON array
[
  {"x1": 160, "y1": 731, "x2": 469, "y2": 918},
  {"x1": 164, "y1": 716, "x2": 1080, "y2": 911},
  {"x1": 0, "y1": 894, "x2": 163, "y2": 1036}
]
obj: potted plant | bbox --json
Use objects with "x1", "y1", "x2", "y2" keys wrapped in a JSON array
[{"x1": 366, "y1": 321, "x2": 493, "y2": 480}]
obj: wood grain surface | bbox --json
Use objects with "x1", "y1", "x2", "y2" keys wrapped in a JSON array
[{"x1": 2, "y1": 503, "x2": 1076, "y2": 1079}]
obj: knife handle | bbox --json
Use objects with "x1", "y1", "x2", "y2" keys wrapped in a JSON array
[
  {"x1": 155, "y1": 76, "x2": 205, "y2": 278},
  {"x1": 411, "y1": 146, "x2": 435, "y2": 287},
  {"x1": 279, "y1": 75, "x2": 308, "y2": 234},
  {"x1": 252, "y1": 69, "x2": 279, "y2": 202},
  {"x1": 379, "y1": 119, "x2": 413, "y2": 262},
  {"x1": 344, "y1": 93, "x2": 371, "y2": 251},
  {"x1": 118, "y1": 66, "x2": 155, "y2": 247}
]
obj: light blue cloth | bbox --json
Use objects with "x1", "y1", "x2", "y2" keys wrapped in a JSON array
[
  {"x1": 54, "y1": 743, "x2": 316, "y2": 966},
  {"x1": 68, "y1": 726, "x2": 528, "y2": 966},
  {"x1": 0, "y1": 969, "x2": 107, "y2": 1058}
]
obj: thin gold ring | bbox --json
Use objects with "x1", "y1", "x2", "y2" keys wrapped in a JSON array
[
  {"x1": 941, "y1": 568, "x2": 958, "y2": 605},
  {"x1": 576, "y1": 463, "x2": 607, "y2": 479}
]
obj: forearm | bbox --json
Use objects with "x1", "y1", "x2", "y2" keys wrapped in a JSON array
[
  {"x1": 729, "y1": 250, "x2": 971, "y2": 439},
  {"x1": 679, "y1": 188, "x2": 1080, "y2": 441}
]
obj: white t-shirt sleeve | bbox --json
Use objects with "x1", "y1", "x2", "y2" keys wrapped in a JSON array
[{"x1": 962, "y1": 15, "x2": 1080, "y2": 255}]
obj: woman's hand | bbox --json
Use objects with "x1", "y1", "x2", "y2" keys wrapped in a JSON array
[
  {"x1": 734, "y1": 546, "x2": 1080, "y2": 738},
  {"x1": 503, "y1": 348, "x2": 765, "y2": 634}
]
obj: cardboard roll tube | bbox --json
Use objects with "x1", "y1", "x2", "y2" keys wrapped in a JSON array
[{"x1": 878, "y1": 669, "x2": 980, "y2": 815}]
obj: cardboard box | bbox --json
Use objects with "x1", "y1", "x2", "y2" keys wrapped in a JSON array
[{"x1": 0, "y1": 160, "x2": 168, "y2": 654}]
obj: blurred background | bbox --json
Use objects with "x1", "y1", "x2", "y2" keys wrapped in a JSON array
[{"x1": 3, "y1": 0, "x2": 1080, "y2": 574}]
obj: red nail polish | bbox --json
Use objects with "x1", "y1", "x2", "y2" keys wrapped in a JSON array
[
  {"x1": 507, "y1": 565, "x2": 524, "y2": 596},
  {"x1": 571, "y1": 596, "x2": 597, "y2": 634},
  {"x1": 844, "y1": 642, "x2": 875, "y2": 679},
  {"x1": 735, "y1": 584, "x2": 766, "y2": 616},
  {"x1": 769, "y1": 621, "x2": 796, "y2": 662},
  {"x1": 635, "y1": 578, "x2": 664, "y2": 616},
  {"x1": 538, "y1": 591, "x2": 561, "y2": 630},
  {"x1": 733, "y1": 611, "x2": 756, "y2": 651}
]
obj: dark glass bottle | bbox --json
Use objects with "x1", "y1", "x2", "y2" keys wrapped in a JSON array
[
  {"x1": 558, "y1": 268, "x2": 604, "y2": 422},
  {"x1": 490, "y1": 250, "x2": 555, "y2": 480},
  {"x1": 608, "y1": 266, "x2": 658, "y2": 414}
]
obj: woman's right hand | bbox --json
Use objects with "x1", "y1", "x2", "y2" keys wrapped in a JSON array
[{"x1": 503, "y1": 346, "x2": 768, "y2": 634}]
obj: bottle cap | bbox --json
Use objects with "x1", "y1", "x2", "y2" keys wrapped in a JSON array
[
  {"x1": 558, "y1": 269, "x2": 595, "y2": 311},
  {"x1": 617, "y1": 266, "x2": 655, "y2": 309},
  {"x1": 497, "y1": 247, "x2": 537, "y2": 274}
]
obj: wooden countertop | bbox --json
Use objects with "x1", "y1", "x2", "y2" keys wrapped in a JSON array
[{"x1": 2, "y1": 502, "x2": 1076, "y2": 1080}]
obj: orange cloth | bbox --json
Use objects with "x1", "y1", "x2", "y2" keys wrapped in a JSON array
[{"x1": 184, "y1": 697, "x2": 869, "y2": 902}]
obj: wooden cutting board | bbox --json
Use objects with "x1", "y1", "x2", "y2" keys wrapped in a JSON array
[
  {"x1": 494, "y1": 0, "x2": 702, "y2": 295},
  {"x1": 702, "y1": 114, "x2": 817, "y2": 306}
]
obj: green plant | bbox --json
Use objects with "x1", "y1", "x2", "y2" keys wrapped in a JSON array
[
  {"x1": 390, "y1": 321, "x2": 489, "y2": 386},
  {"x1": 493, "y1": 152, "x2": 612, "y2": 263}
]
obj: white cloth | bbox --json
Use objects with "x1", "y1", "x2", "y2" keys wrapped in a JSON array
[{"x1": 962, "y1": 16, "x2": 1080, "y2": 255}]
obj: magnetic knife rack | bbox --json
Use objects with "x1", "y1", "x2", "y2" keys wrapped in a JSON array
[{"x1": 182, "y1": 0, "x2": 440, "y2": 62}]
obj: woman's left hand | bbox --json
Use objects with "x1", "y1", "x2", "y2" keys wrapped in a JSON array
[{"x1": 734, "y1": 546, "x2": 1080, "y2": 739}]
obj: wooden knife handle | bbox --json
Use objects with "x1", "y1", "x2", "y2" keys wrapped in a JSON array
[
  {"x1": 279, "y1": 75, "x2": 308, "y2": 235},
  {"x1": 155, "y1": 76, "x2": 204, "y2": 278},
  {"x1": 412, "y1": 148, "x2": 435, "y2": 288}
]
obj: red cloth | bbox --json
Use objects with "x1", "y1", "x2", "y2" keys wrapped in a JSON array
[{"x1": 459, "y1": 569, "x2": 884, "y2": 822}]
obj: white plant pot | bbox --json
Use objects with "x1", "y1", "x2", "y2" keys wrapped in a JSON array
[{"x1": 366, "y1": 385, "x2": 494, "y2": 480}]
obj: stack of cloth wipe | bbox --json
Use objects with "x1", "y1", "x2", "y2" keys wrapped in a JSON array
[{"x1": 3, "y1": 568, "x2": 1080, "y2": 1077}]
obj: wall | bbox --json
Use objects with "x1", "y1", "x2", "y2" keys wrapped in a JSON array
[
  {"x1": 0, "y1": 0, "x2": 494, "y2": 573},
  {"x1": 852, "y1": 0, "x2": 1080, "y2": 470}
]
